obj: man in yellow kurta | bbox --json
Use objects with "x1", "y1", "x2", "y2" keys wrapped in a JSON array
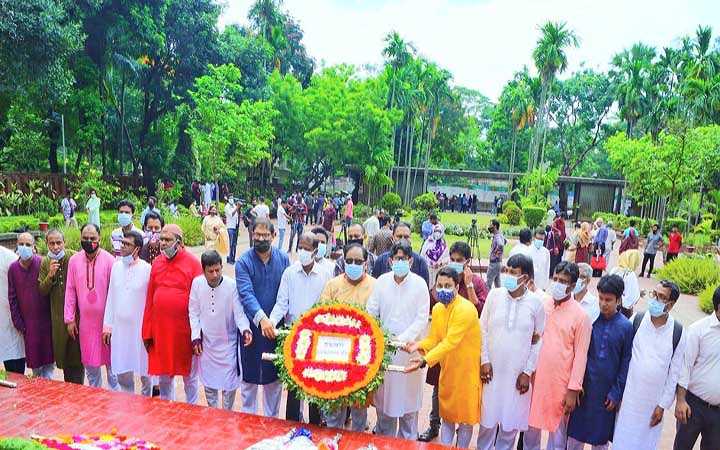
[{"x1": 405, "y1": 266, "x2": 482, "y2": 448}]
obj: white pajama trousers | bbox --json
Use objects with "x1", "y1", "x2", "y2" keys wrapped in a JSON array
[
  {"x1": 476, "y1": 424, "x2": 519, "y2": 450},
  {"x1": 240, "y1": 381, "x2": 282, "y2": 417},
  {"x1": 375, "y1": 411, "x2": 418, "y2": 440},
  {"x1": 440, "y1": 421, "x2": 474, "y2": 448},
  {"x1": 204, "y1": 387, "x2": 237, "y2": 410},
  {"x1": 524, "y1": 416, "x2": 568, "y2": 450},
  {"x1": 86, "y1": 365, "x2": 119, "y2": 390},
  {"x1": 116, "y1": 372, "x2": 153, "y2": 396}
]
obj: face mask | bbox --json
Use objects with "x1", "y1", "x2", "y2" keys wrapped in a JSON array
[
  {"x1": 436, "y1": 288, "x2": 455, "y2": 305},
  {"x1": 432, "y1": 231, "x2": 442, "y2": 240},
  {"x1": 148, "y1": 202, "x2": 155, "y2": 209},
  {"x1": 647, "y1": 296, "x2": 666, "y2": 317},
  {"x1": 163, "y1": 242, "x2": 178, "y2": 259},
  {"x1": 316, "y1": 243, "x2": 327, "y2": 259},
  {"x1": 573, "y1": 280, "x2": 586, "y2": 294},
  {"x1": 254, "y1": 240, "x2": 271, "y2": 254},
  {"x1": 298, "y1": 249, "x2": 314, "y2": 266},
  {"x1": 118, "y1": 212, "x2": 133, "y2": 227},
  {"x1": 91, "y1": 193, "x2": 97, "y2": 198},
  {"x1": 533, "y1": 239, "x2": 544, "y2": 249},
  {"x1": 347, "y1": 238, "x2": 364, "y2": 247},
  {"x1": 17, "y1": 245, "x2": 33, "y2": 261},
  {"x1": 487, "y1": 227, "x2": 494, "y2": 233},
  {"x1": 550, "y1": 281, "x2": 570, "y2": 301},
  {"x1": 448, "y1": 261, "x2": 464, "y2": 274},
  {"x1": 145, "y1": 231, "x2": 160, "y2": 243},
  {"x1": 502, "y1": 274, "x2": 519, "y2": 291},
  {"x1": 81, "y1": 240, "x2": 98, "y2": 254},
  {"x1": 391, "y1": 259, "x2": 410, "y2": 277},
  {"x1": 345, "y1": 263, "x2": 364, "y2": 281},
  {"x1": 122, "y1": 254, "x2": 135, "y2": 266},
  {"x1": 48, "y1": 249, "x2": 65, "y2": 260}
]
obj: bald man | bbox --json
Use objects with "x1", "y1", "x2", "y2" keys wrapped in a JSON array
[{"x1": 8, "y1": 233, "x2": 54, "y2": 378}]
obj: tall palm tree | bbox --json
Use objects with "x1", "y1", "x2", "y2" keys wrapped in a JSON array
[
  {"x1": 529, "y1": 21, "x2": 578, "y2": 170},
  {"x1": 610, "y1": 43, "x2": 656, "y2": 137}
]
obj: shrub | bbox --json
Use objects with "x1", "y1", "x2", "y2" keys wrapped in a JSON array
[
  {"x1": 352, "y1": 203, "x2": 373, "y2": 221},
  {"x1": 412, "y1": 192, "x2": 439, "y2": 211},
  {"x1": 444, "y1": 224, "x2": 466, "y2": 236},
  {"x1": 655, "y1": 255, "x2": 720, "y2": 295},
  {"x1": 504, "y1": 203, "x2": 523, "y2": 226},
  {"x1": 523, "y1": 206, "x2": 545, "y2": 230},
  {"x1": 664, "y1": 217, "x2": 687, "y2": 233},
  {"x1": 501, "y1": 200, "x2": 518, "y2": 215},
  {"x1": 698, "y1": 282, "x2": 719, "y2": 314},
  {"x1": 497, "y1": 213, "x2": 509, "y2": 225},
  {"x1": 380, "y1": 192, "x2": 402, "y2": 216},
  {"x1": 0, "y1": 437, "x2": 48, "y2": 450}
]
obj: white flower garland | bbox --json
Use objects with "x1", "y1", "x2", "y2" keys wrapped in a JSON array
[
  {"x1": 301, "y1": 367, "x2": 348, "y2": 383},
  {"x1": 294, "y1": 329, "x2": 313, "y2": 360},
  {"x1": 313, "y1": 313, "x2": 362, "y2": 329},
  {"x1": 356, "y1": 334, "x2": 372, "y2": 366}
]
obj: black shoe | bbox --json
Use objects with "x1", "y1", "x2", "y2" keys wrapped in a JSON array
[
  {"x1": 152, "y1": 386, "x2": 160, "y2": 397},
  {"x1": 417, "y1": 426, "x2": 439, "y2": 442}
]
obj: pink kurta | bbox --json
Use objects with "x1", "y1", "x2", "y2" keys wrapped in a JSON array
[
  {"x1": 528, "y1": 295, "x2": 592, "y2": 432},
  {"x1": 64, "y1": 249, "x2": 114, "y2": 367}
]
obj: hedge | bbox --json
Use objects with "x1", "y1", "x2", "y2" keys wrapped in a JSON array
[
  {"x1": 504, "y1": 203, "x2": 522, "y2": 226},
  {"x1": 380, "y1": 192, "x2": 402, "y2": 216},
  {"x1": 698, "y1": 282, "x2": 719, "y2": 314},
  {"x1": 655, "y1": 255, "x2": 720, "y2": 295}
]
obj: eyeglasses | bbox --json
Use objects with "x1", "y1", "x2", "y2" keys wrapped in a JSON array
[
  {"x1": 345, "y1": 258, "x2": 365, "y2": 265},
  {"x1": 253, "y1": 232, "x2": 272, "y2": 239},
  {"x1": 121, "y1": 241, "x2": 137, "y2": 249}
]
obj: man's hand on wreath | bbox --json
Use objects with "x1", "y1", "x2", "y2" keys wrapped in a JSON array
[{"x1": 404, "y1": 357, "x2": 425, "y2": 373}]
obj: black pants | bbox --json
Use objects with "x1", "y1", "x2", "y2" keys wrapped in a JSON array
[
  {"x1": 286, "y1": 390, "x2": 322, "y2": 425},
  {"x1": 674, "y1": 391, "x2": 720, "y2": 450},
  {"x1": 3, "y1": 358, "x2": 25, "y2": 374},
  {"x1": 666, "y1": 252, "x2": 678, "y2": 263},
  {"x1": 63, "y1": 365, "x2": 85, "y2": 384},
  {"x1": 641, "y1": 252, "x2": 656, "y2": 277},
  {"x1": 549, "y1": 253, "x2": 561, "y2": 278}
]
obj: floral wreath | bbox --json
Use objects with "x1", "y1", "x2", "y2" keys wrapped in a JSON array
[{"x1": 271, "y1": 301, "x2": 395, "y2": 412}]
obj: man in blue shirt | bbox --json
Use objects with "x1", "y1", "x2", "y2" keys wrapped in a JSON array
[{"x1": 235, "y1": 217, "x2": 290, "y2": 417}]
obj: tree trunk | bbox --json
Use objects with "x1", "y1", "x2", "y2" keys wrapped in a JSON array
[
  {"x1": 530, "y1": 81, "x2": 549, "y2": 171},
  {"x1": 559, "y1": 182, "x2": 568, "y2": 213},
  {"x1": 47, "y1": 110, "x2": 59, "y2": 173}
]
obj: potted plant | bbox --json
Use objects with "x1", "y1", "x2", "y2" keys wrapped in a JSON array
[{"x1": 38, "y1": 212, "x2": 49, "y2": 232}]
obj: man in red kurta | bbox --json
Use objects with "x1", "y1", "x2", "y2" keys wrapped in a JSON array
[{"x1": 142, "y1": 224, "x2": 203, "y2": 403}]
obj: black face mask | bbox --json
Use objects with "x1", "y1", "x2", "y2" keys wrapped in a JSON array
[
  {"x1": 81, "y1": 240, "x2": 98, "y2": 254},
  {"x1": 254, "y1": 240, "x2": 271, "y2": 253},
  {"x1": 347, "y1": 238, "x2": 364, "y2": 247},
  {"x1": 487, "y1": 227, "x2": 494, "y2": 233}
]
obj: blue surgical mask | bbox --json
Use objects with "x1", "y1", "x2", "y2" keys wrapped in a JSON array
[
  {"x1": 345, "y1": 263, "x2": 364, "y2": 281},
  {"x1": 573, "y1": 280, "x2": 586, "y2": 294},
  {"x1": 647, "y1": 296, "x2": 666, "y2": 317},
  {"x1": 391, "y1": 259, "x2": 410, "y2": 277},
  {"x1": 533, "y1": 239, "x2": 544, "y2": 249},
  {"x1": 118, "y1": 212, "x2": 133, "y2": 227},
  {"x1": 550, "y1": 281, "x2": 570, "y2": 300},
  {"x1": 316, "y1": 243, "x2": 327, "y2": 259},
  {"x1": 122, "y1": 254, "x2": 135, "y2": 266},
  {"x1": 17, "y1": 245, "x2": 33, "y2": 261},
  {"x1": 502, "y1": 274, "x2": 519, "y2": 291},
  {"x1": 48, "y1": 249, "x2": 65, "y2": 260},
  {"x1": 436, "y1": 288, "x2": 455, "y2": 305},
  {"x1": 448, "y1": 261, "x2": 464, "y2": 274}
]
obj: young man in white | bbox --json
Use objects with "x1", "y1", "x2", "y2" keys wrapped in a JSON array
[
  {"x1": 366, "y1": 240, "x2": 429, "y2": 439},
  {"x1": 103, "y1": 231, "x2": 152, "y2": 395},
  {"x1": 529, "y1": 228, "x2": 551, "y2": 291},
  {"x1": 189, "y1": 250, "x2": 252, "y2": 410},
  {"x1": 111, "y1": 200, "x2": 140, "y2": 258},
  {"x1": 269, "y1": 232, "x2": 332, "y2": 423},
  {"x1": 574, "y1": 263, "x2": 600, "y2": 324},
  {"x1": 509, "y1": 228, "x2": 533, "y2": 258},
  {"x1": 613, "y1": 280, "x2": 685, "y2": 449},
  {"x1": 477, "y1": 254, "x2": 545, "y2": 450}
]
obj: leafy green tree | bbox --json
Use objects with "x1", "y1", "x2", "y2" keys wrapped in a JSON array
[
  {"x1": 0, "y1": 102, "x2": 49, "y2": 171},
  {"x1": 187, "y1": 64, "x2": 277, "y2": 197}
]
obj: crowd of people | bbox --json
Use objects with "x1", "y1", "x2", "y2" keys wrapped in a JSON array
[{"x1": 1, "y1": 192, "x2": 717, "y2": 450}]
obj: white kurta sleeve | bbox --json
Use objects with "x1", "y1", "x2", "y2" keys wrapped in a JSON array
[
  {"x1": 188, "y1": 281, "x2": 202, "y2": 341},
  {"x1": 523, "y1": 300, "x2": 546, "y2": 375},
  {"x1": 366, "y1": 283, "x2": 380, "y2": 318},
  {"x1": 233, "y1": 288, "x2": 251, "y2": 333},
  {"x1": 659, "y1": 328, "x2": 687, "y2": 409},
  {"x1": 480, "y1": 292, "x2": 493, "y2": 364},
  {"x1": 270, "y1": 268, "x2": 291, "y2": 327},
  {"x1": 396, "y1": 281, "x2": 429, "y2": 343},
  {"x1": 102, "y1": 266, "x2": 119, "y2": 333}
]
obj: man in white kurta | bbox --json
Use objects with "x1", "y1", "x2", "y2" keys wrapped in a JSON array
[
  {"x1": 269, "y1": 233, "x2": 332, "y2": 424},
  {"x1": 574, "y1": 263, "x2": 600, "y2": 324},
  {"x1": 189, "y1": 250, "x2": 251, "y2": 410},
  {"x1": 509, "y1": 229, "x2": 533, "y2": 258},
  {"x1": 529, "y1": 229, "x2": 551, "y2": 291},
  {"x1": 1, "y1": 245, "x2": 25, "y2": 372},
  {"x1": 477, "y1": 254, "x2": 545, "y2": 450},
  {"x1": 102, "y1": 231, "x2": 152, "y2": 395},
  {"x1": 366, "y1": 241, "x2": 430, "y2": 439},
  {"x1": 613, "y1": 281, "x2": 686, "y2": 450}
]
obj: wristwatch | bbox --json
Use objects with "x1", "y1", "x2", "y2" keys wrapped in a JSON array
[{"x1": 419, "y1": 358, "x2": 427, "y2": 369}]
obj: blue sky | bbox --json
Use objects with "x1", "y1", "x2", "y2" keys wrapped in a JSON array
[{"x1": 219, "y1": 0, "x2": 720, "y2": 100}]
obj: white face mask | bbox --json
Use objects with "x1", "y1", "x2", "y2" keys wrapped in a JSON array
[
  {"x1": 298, "y1": 249, "x2": 314, "y2": 266},
  {"x1": 550, "y1": 281, "x2": 570, "y2": 301}
]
